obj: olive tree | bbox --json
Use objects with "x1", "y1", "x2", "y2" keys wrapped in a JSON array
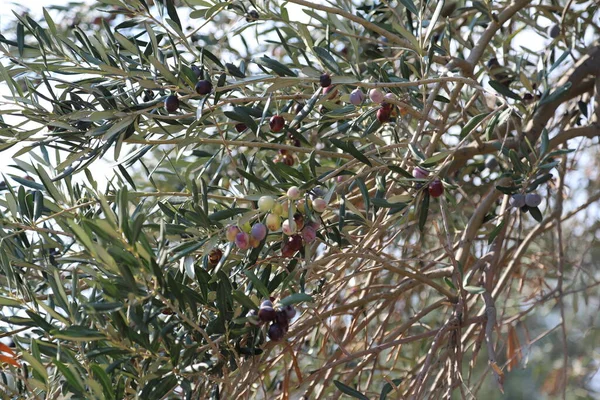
[{"x1": 0, "y1": 0, "x2": 599, "y2": 398}]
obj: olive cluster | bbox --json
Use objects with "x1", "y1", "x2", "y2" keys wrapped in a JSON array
[
  {"x1": 413, "y1": 167, "x2": 445, "y2": 198},
  {"x1": 248, "y1": 300, "x2": 296, "y2": 341},
  {"x1": 225, "y1": 187, "x2": 328, "y2": 258},
  {"x1": 320, "y1": 73, "x2": 406, "y2": 123}
]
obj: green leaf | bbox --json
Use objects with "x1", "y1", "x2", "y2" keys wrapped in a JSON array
[
  {"x1": 389, "y1": 165, "x2": 413, "y2": 179},
  {"x1": 380, "y1": 378, "x2": 403, "y2": 400},
  {"x1": 398, "y1": 0, "x2": 419, "y2": 14},
  {"x1": 508, "y1": 149, "x2": 526, "y2": 173},
  {"x1": 539, "y1": 82, "x2": 572, "y2": 105},
  {"x1": 540, "y1": 128, "x2": 549, "y2": 157},
  {"x1": 421, "y1": 151, "x2": 452, "y2": 167},
  {"x1": 255, "y1": 56, "x2": 296, "y2": 77},
  {"x1": 91, "y1": 364, "x2": 115, "y2": 400},
  {"x1": 279, "y1": 293, "x2": 313, "y2": 307},
  {"x1": 460, "y1": 112, "x2": 489, "y2": 138},
  {"x1": 51, "y1": 326, "x2": 106, "y2": 341},
  {"x1": 232, "y1": 290, "x2": 258, "y2": 310},
  {"x1": 165, "y1": 0, "x2": 182, "y2": 30},
  {"x1": 419, "y1": 192, "x2": 430, "y2": 232},
  {"x1": 464, "y1": 286, "x2": 485, "y2": 294},
  {"x1": 329, "y1": 138, "x2": 372, "y2": 167},
  {"x1": 356, "y1": 178, "x2": 370, "y2": 211},
  {"x1": 408, "y1": 143, "x2": 425, "y2": 161},
  {"x1": 529, "y1": 206, "x2": 543, "y2": 222},
  {"x1": 333, "y1": 380, "x2": 369, "y2": 400},
  {"x1": 244, "y1": 270, "x2": 270, "y2": 298},
  {"x1": 487, "y1": 219, "x2": 505, "y2": 245},
  {"x1": 237, "y1": 168, "x2": 278, "y2": 193},
  {"x1": 17, "y1": 23, "x2": 24, "y2": 57},
  {"x1": 0, "y1": 296, "x2": 21, "y2": 307},
  {"x1": 53, "y1": 359, "x2": 85, "y2": 394},
  {"x1": 489, "y1": 81, "x2": 521, "y2": 100},
  {"x1": 313, "y1": 46, "x2": 341, "y2": 74}
]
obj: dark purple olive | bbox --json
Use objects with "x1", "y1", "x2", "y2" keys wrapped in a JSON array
[
  {"x1": 377, "y1": 107, "x2": 391, "y2": 123},
  {"x1": 268, "y1": 323, "x2": 286, "y2": 341},
  {"x1": 195, "y1": 80, "x2": 212, "y2": 95},
  {"x1": 270, "y1": 115, "x2": 285, "y2": 132},
  {"x1": 549, "y1": 24, "x2": 560, "y2": 38},
  {"x1": 428, "y1": 179, "x2": 444, "y2": 198},
  {"x1": 258, "y1": 306, "x2": 277, "y2": 323},
  {"x1": 413, "y1": 167, "x2": 429, "y2": 179},
  {"x1": 191, "y1": 64, "x2": 202, "y2": 78},
  {"x1": 235, "y1": 123, "x2": 247, "y2": 133},
  {"x1": 164, "y1": 95, "x2": 179, "y2": 113},
  {"x1": 246, "y1": 10, "x2": 259, "y2": 22},
  {"x1": 283, "y1": 305, "x2": 296, "y2": 320},
  {"x1": 320, "y1": 73, "x2": 332, "y2": 88}
]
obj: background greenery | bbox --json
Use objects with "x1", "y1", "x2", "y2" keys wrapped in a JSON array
[{"x1": 0, "y1": 0, "x2": 599, "y2": 398}]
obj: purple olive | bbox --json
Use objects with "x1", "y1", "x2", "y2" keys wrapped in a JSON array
[
  {"x1": 283, "y1": 305, "x2": 296, "y2": 320},
  {"x1": 268, "y1": 323, "x2": 286, "y2": 341},
  {"x1": 428, "y1": 179, "x2": 444, "y2": 198},
  {"x1": 301, "y1": 226, "x2": 317, "y2": 243},
  {"x1": 320, "y1": 73, "x2": 332, "y2": 88},
  {"x1": 349, "y1": 88, "x2": 365, "y2": 106},
  {"x1": 195, "y1": 80, "x2": 212, "y2": 95},
  {"x1": 164, "y1": 95, "x2": 179, "y2": 113},
  {"x1": 413, "y1": 167, "x2": 429, "y2": 179},
  {"x1": 525, "y1": 193, "x2": 542, "y2": 207},
  {"x1": 251, "y1": 223, "x2": 268, "y2": 242},
  {"x1": 235, "y1": 231, "x2": 250, "y2": 250},
  {"x1": 510, "y1": 194, "x2": 526, "y2": 208},
  {"x1": 258, "y1": 300, "x2": 277, "y2": 322}
]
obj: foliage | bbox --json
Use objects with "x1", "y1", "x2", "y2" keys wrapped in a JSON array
[{"x1": 0, "y1": 0, "x2": 599, "y2": 398}]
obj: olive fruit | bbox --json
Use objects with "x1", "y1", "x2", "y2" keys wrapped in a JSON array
[
  {"x1": 258, "y1": 300, "x2": 277, "y2": 322},
  {"x1": 268, "y1": 323, "x2": 286, "y2": 341},
  {"x1": 287, "y1": 186, "x2": 300, "y2": 200},
  {"x1": 377, "y1": 107, "x2": 391, "y2": 123},
  {"x1": 283, "y1": 305, "x2": 296, "y2": 320},
  {"x1": 293, "y1": 212, "x2": 305, "y2": 231},
  {"x1": 282, "y1": 219, "x2": 297, "y2": 236},
  {"x1": 226, "y1": 225, "x2": 240, "y2": 242},
  {"x1": 164, "y1": 95, "x2": 179, "y2": 113},
  {"x1": 525, "y1": 193, "x2": 542, "y2": 207},
  {"x1": 413, "y1": 167, "x2": 429, "y2": 179},
  {"x1": 246, "y1": 10, "x2": 259, "y2": 22},
  {"x1": 235, "y1": 231, "x2": 250, "y2": 250},
  {"x1": 208, "y1": 248, "x2": 223, "y2": 266},
  {"x1": 258, "y1": 196, "x2": 275, "y2": 212},
  {"x1": 510, "y1": 194, "x2": 526, "y2": 208},
  {"x1": 428, "y1": 179, "x2": 444, "y2": 198},
  {"x1": 195, "y1": 80, "x2": 212, "y2": 95},
  {"x1": 191, "y1": 64, "x2": 202, "y2": 78},
  {"x1": 349, "y1": 88, "x2": 365, "y2": 105},
  {"x1": 251, "y1": 223, "x2": 268, "y2": 242},
  {"x1": 301, "y1": 225, "x2": 317, "y2": 243},
  {"x1": 266, "y1": 213, "x2": 281, "y2": 231},
  {"x1": 312, "y1": 198, "x2": 327, "y2": 213},
  {"x1": 369, "y1": 88, "x2": 384, "y2": 104},
  {"x1": 269, "y1": 115, "x2": 285, "y2": 132},
  {"x1": 320, "y1": 73, "x2": 332, "y2": 88},
  {"x1": 235, "y1": 123, "x2": 247, "y2": 133}
]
